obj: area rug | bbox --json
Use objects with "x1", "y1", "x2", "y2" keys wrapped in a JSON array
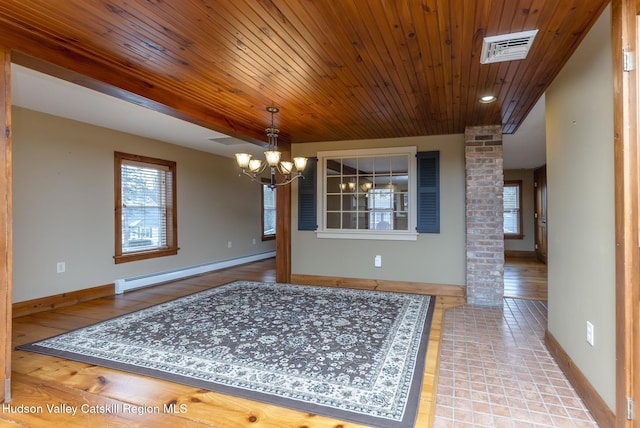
[{"x1": 17, "y1": 280, "x2": 435, "y2": 428}]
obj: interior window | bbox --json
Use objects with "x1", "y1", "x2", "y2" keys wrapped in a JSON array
[{"x1": 317, "y1": 147, "x2": 417, "y2": 240}]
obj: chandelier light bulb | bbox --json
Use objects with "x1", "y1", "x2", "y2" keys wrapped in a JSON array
[
  {"x1": 248, "y1": 159, "x2": 263, "y2": 172},
  {"x1": 280, "y1": 161, "x2": 293, "y2": 175},
  {"x1": 235, "y1": 153, "x2": 251, "y2": 169},
  {"x1": 264, "y1": 150, "x2": 281, "y2": 166},
  {"x1": 293, "y1": 157, "x2": 307, "y2": 171}
]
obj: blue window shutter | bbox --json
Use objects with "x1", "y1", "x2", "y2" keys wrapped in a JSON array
[
  {"x1": 416, "y1": 151, "x2": 440, "y2": 233},
  {"x1": 298, "y1": 157, "x2": 317, "y2": 230}
]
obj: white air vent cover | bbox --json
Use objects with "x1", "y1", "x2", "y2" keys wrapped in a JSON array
[
  {"x1": 208, "y1": 137, "x2": 247, "y2": 146},
  {"x1": 480, "y1": 29, "x2": 538, "y2": 64}
]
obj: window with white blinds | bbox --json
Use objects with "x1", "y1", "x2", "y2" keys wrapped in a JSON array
[
  {"x1": 114, "y1": 152, "x2": 178, "y2": 263},
  {"x1": 262, "y1": 184, "x2": 276, "y2": 240},
  {"x1": 503, "y1": 180, "x2": 523, "y2": 238}
]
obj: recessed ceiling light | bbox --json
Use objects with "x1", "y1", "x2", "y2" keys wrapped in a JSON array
[{"x1": 479, "y1": 95, "x2": 497, "y2": 104}]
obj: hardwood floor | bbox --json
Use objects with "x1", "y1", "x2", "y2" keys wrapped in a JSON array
[
  {"x1": 504, "y1": 256, "x2": 548, "y2": 300},
  {"x1": 8, "y1": 259, "x2": 465, "y2": 427},
  {"x1": 7, "y1": 257, "x2": 545, "y2": 427}
]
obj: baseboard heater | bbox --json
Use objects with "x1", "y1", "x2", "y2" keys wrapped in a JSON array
[{"x1": 114, "y1": 251, "x2": 275, "y2": 294}]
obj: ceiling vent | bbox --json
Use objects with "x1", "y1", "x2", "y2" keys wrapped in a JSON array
[
  {"x1": 480, "y1": 29, "x2": 538, "y2": 64},
  {"x1": 208, "y1": 137, "x2": 247, "y2": 146}
]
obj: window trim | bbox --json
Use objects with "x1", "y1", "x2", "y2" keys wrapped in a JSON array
[
  {"x1": 503, "y1": 180, "x2": 524, "y2": 239},
  {"x1": 262, "y1": 184, "x2": 276, "y2": 241},
  {"x1": 114, "y1": 152, "x2": 178, "y2": 264},
  {"x1": 316, "y1": 146, "x2": 418, "y2": 241}
]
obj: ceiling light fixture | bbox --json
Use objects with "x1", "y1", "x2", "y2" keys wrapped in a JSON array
[
  {"x1": 235, "y1": 107, "x2": 307, "y2": 189},
  {"x1": 478, "y1": 95, "x2": 497, "y2": 104}
]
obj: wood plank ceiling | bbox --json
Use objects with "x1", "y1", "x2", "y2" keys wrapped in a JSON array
[{"x1": 0, "y1": 0, "x2": 609, "y2": 146}]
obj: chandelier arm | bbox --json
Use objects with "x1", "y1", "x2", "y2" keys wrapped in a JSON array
[
  {"x1": 238, "y1": 169, "x2": 304, "y2": 189},
  {"x1": 238, "y1": 169, "x2": 266, "y2": 184},
  {"x1": 243, "y1": 161, "x2": 268, "y2": 177},
  {"x1": 271, "y1": 172, "x2": 304, "y2": 188}
]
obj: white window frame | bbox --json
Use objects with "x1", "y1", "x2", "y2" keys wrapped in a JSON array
[{"x1": 316, "y1": 146, "x2": 418, "y2": 241}]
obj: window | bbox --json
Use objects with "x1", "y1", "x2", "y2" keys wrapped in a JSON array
[
  {"x1": 114, "y1": 152, "x2": 178, "y2": 263},
  {"x1": 262, "y1": 184, "x2": 276, "y2": 240},
  {"x1": 316, "y1": 147, "x2": 418, "y2": 240},
  {"x1": 503, "y1": 180, "x2": 523, "y2": 239}
]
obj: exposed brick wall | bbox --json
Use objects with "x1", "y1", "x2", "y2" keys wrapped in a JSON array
[{"x1": 465, "y1": 125, "x2": 504, "y2": 306}]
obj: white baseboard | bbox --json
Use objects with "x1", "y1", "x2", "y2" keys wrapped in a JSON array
[{"x1": 114, "y1": 251, "x2": 275, "y2": 294}]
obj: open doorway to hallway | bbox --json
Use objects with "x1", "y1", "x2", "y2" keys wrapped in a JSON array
[
  {"x1": 504, "y1": 164, "x2": 548, "y2": 301},
  {"x1": 504, "y1": 256, "x2": 548, "y2": 300},
  {"x1": 534, "y1": 165, "x2": 548, "y2": 264}
]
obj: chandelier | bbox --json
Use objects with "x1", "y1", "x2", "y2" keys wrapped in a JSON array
[{"x1": 235, "y1": 107, "x2": 307, "y2": 189}]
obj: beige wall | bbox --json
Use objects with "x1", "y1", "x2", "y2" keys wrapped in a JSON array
[
  {"x1": 291, "y1": 134, "x2": 466, "y2": 286},
  {"x1": 545, "y1": 5, "x2": 615, "y2": 409},
  {"x1": 12, "y1": 107, "x2": 275, "y2": 303},
  {"x1": 503, "y1": 169, "x2": 535, "y2": 253}
]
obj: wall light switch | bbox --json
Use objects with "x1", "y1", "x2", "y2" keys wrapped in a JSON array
[
  {"x1": 374, "y1": 255, "x2": 382, "y2": 268},
  {"x1": 56, "y1": 262, "x2": 65, "y2": 273}
]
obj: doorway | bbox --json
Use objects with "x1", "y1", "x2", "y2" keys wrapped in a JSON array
[{"x1": 534, "y1": 165, "x2": 547, "y2": 264}]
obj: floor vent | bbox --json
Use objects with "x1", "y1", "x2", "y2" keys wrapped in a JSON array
[{"x1": 480, "y1": 29, "x2": 538, "y2": 64}]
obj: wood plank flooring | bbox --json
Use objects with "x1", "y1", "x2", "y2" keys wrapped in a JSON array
[
  {"x1": 8, "y1": 259, "x2": 465, "y2": 427},
  {"x1": 7, "y1": 257, "x2": 545, "y2": 427},
  {"x1": 504, "y1": 256, "x2": 548, "y2": 300}
]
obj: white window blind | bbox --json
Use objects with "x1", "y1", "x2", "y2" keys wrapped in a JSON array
[
  {"x1": 121, "y1": 161, "x2": 172, "y2": 253},
  {"x1": 263, "y1": 185, "x2": 276, "y2": 238},
  {"x1": 115, "y1": 151, "x2": 177, "y2": 263},
  {"x1": 503, "y1": 183, "x2": 521, "y2": 235}
]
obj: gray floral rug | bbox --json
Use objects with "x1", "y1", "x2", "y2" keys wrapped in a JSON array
[{"x1": 17, "y1": 280, "x2": 434, "y2": 427}]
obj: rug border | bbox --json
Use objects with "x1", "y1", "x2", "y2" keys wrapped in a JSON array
[{"x1": 16, "y1": 281, "x2": 436, "y2": 428}]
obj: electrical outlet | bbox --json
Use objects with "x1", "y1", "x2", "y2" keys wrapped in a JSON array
[
  {"x1": 227, "y1": 241, "x2": 232, "y2": 249},
  {"x1": 56, "y1": 262, "x2": 65, "y2": 273},
  {"x1": 374, "y1": 255, "x2": 382, "y2": 268},
  {"x1": 252, "y1": 238, "x2": 256, "y2": 245},
  {"x1": 586, "y1": 321, "x2": 594, "y2": 346}
]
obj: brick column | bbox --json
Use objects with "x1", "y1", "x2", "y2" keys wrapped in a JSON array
[{"x1": 465, "y1": 125, "x2": 504, "y2": 306}]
